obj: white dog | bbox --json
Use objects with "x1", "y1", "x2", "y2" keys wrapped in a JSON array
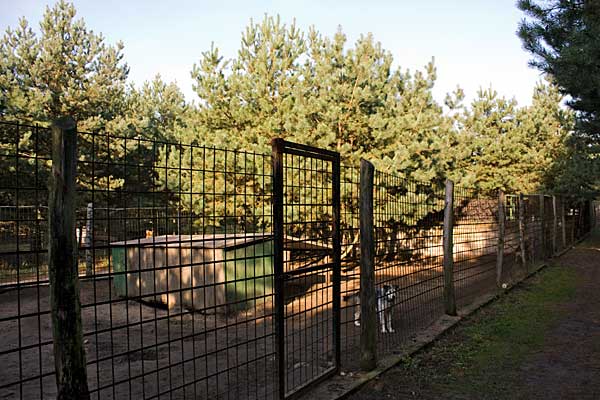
[{"x1": 344, "y1": 284, "x2": 399, "y2": 333}]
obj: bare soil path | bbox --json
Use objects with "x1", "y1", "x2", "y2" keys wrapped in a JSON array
[
  {"x1": 516, "y1": 232, "x2": 600, "y2": 400},
  {"x1": 348, "y1": 230, "x2": 600, "y2": 400}
]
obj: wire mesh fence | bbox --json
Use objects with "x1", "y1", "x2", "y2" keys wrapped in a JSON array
[
  {"x1": 272, "y1": 139, "x2": 341, "y2": 398},
  {"x1": 1, "y1": 121, "x2": 279, "y2": 400},
  {"x1": 370, "y1": 172, "x2": 445, "y2": 354},
  {"x1": 0, "y1": 119, "x2": 595, "y2": 400},
  {"x1": 339, "y1": 166, "x2": 361, "y2": 368},
  {"x1": 594, "y1": 201, "x2": 600, "y2": 228},
  {"x1": 452, "y1": 187, "x2": 499, "y2": 307},
  {"x1": 498, "y1": 194, "x2": 523, "y2": 286}
]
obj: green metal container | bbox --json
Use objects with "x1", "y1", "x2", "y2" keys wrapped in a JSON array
[{"x1": 223, "y1": 240, "x2": 274, "y2": 311}]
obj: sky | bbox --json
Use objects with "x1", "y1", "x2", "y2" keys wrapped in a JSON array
[{"x1": 0, "y1": 0, "x2": 543, "y2": 107}]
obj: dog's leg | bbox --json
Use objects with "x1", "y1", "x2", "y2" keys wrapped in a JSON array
[
  {"x1": 386, "y1": 309, "x2": 395, "y2": 333},
  {"x1": 379, "y1": 303, "x2": 387, "y2": 333},
  {"x1": 354, "y1": 308, "x2": 361, "y2": 327}
]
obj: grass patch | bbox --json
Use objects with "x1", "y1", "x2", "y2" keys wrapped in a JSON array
[{"x1": 394, "y1": 265, "x2": 577, "y2": 399}]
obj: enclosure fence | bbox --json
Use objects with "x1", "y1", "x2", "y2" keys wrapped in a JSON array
[{"x1": 0, "y1": 120, "x2": 594, "y2": 400}]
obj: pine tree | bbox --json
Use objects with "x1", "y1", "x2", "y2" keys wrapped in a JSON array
[
  {"x1": 0, "y1": 0, "x2": 129, "y2": 129},
  {"x1": 177, "y1": 16, "x2": 458, "y2": 232},
  {"x1": 518, "y1": 81, "x2": 573, "y2": 192},
  {"x1": 518, "y1": 0, "x2": 600, "y2": 138},
  {"x1": 457, "y1": 88, "x2": 526, "y2": 192},
  {"x1": 190, "y1": 15, "x2": 305, "y2": 152},
  {"x1": 0, "y1": 0, "x2": 130, "y2": 202}
]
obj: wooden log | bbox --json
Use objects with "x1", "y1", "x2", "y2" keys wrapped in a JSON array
[
  {"x1": 48, "y1": 117, "x2": 90, "y2": 400},
  {"x1": 359, "y1": 159, "x2": 377, "y2": 370},
  {"x1": 496, "y1": 190, "x2": 505, "y2": 287},
  {"x1": 443, "y1": 179, "x2": 457, "y2": 316}
]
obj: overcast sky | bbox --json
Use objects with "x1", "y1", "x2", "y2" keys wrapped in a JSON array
[{"x1": 1, "y1": 0, "x2": 542, "y2": 106}]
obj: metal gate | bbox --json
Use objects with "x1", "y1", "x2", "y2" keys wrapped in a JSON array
[{"x1": 272, "y1": 139, "x2": 341, "y2": 399}]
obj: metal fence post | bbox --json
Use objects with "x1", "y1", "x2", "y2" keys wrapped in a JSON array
[
  {"x1": 271, "y1": 138, "x2": 285, "y2": 399},
  {"x1": 443, "y1": 179, "x2": 456, "y2": 316},
  {"x1": 496, "y1": 190, "x2": 505, "y2": 287},
  {"x1": 359, "y1": 159, "x2": 377, "y2": 370},
  {"x1": 332, "y1": 153, "x2": 342, "y2": 372},
  {"x1": 48, "y1": 117, "x2": 90, "y2": 400},
  {"x1": 518, "y1": 194, "x2": 527, "y2": 271}
]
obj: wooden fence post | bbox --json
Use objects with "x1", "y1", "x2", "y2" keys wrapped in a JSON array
[
  {"x1": 518, "y1": 194, "x2": 527, "y2": 271},
  {"x1": 85, "y1": 202, "x2": 93, "y2": 276},
  {"x1": 359, "y1": 159, "x2": 377, "y2": 370},
  {"x1": 49, "y1": 117, "x2": 90, "y2": 399},
  {"x1": 539, "y1": 194, "x2": 546, "y2": 259},
  {"x1": 552, "y1": 196, "x2": 558, "y2": 256},
  {"x1": 561, "y1": 197, "x2": 567, "y2": 249},
  {"x1": 443, "y1": 179, "x2": 456, "y2": 316},
  {"x1": 571, "y1": 203, "x2": 576, "y2": 244},
  {"x1": 496, "y1": 190, "x2": 505, "y2": 287},
  {"x1": 588, "y1": 200, "x2": 594, "y2": 234}
]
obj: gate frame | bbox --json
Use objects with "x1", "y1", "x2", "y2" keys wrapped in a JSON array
[{"x1": 272, "y1": 139, "x2": 341, "y2": 399}]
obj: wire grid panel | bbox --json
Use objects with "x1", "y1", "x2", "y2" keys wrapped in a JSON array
[
  {"x1": 542, "y1": 195, "x2": 554, "y2": 258},
  {"x1": 498, "y1": 194, "x2": 526, "y2": 285},
  {"x1": 274, "y1": 141, "x2": 340, "y2": 398},
  {"x1": 555, "y1": 196, "x2": 567, "y2": 252},
  {"x1": 0, "y1": 122, "x2": 53, "y2": 399},
  {"x1": 1, "y1": 121, "x2": 280, "y2": 399},
  {"x1": 338, "y1": 165, "x2": 361, "y2": 369},
  {"x1": 81, "y1": 134, "x2": 277, "y2": 400},
  {"x1": 522, "y1": 195, "x2": 545, "y2": 266},
  {"x1": 566, "y1": 198, "x2": 593, "y2": 246},
  {"x1": 580, "y1": 200, "x2": 593, "y2": 238},
  {"x1": 452, "y1": 187, "x2": 498, "y2": 306},
  {"x1": 370, "y1": 172, "x2": 445, "y2": 353},
  {"x1": 594, "y1": 201, "x2": 600, "y2": 228},
  {"x1": 566, "y1": 202, "x2": 579, "y2": 247},
  {"x1": 1, "y1": 118, "x2": 595, "y2": 400}
]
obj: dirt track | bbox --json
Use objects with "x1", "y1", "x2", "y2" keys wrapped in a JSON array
[{"x1": 516, "y1": 233, "x2": 600, "y2": 399}]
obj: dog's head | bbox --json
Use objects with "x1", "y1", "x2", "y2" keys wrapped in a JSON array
[{"x1": 381, "y1": 284, "x2": 399, "y2": 303}]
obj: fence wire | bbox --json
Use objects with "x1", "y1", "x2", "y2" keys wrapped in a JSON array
[
  {"x1": 339, "y1": 166, "x2": 361, "y2": 368},
  {"x1": 370, "y1": 171, "x2": 445, "y2": 354},
  {"x1": 0, "y1": 120, "x2": 595, "y2": 400},
  {"x1": 452, "y1": 187, "x2": 498, "y2": 306},
  {"x1": 1, "y1": 121, "x2": 278, "y2": 400}
]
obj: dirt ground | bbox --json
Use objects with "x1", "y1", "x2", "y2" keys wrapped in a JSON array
[
  {"x1": 0, "y1": 249, "x2": 502, "y2": 400},
  {"x1": 348, "y1": 231, "x2": 600, "y2": 400},
  {"x1": 517, "y1": 233, "x2": 600, "y2": 399}
]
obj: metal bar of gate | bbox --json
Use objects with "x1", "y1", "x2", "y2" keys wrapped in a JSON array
[
  {"x1": 272, "y1": 139, "x2": 286, "y2": 400},
  {"x1": 331, "y1": 153, "x2": 341, "y2": 371},
  {"x1": 271, "y1": 138, "x2": 341, "y2": 399}
]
